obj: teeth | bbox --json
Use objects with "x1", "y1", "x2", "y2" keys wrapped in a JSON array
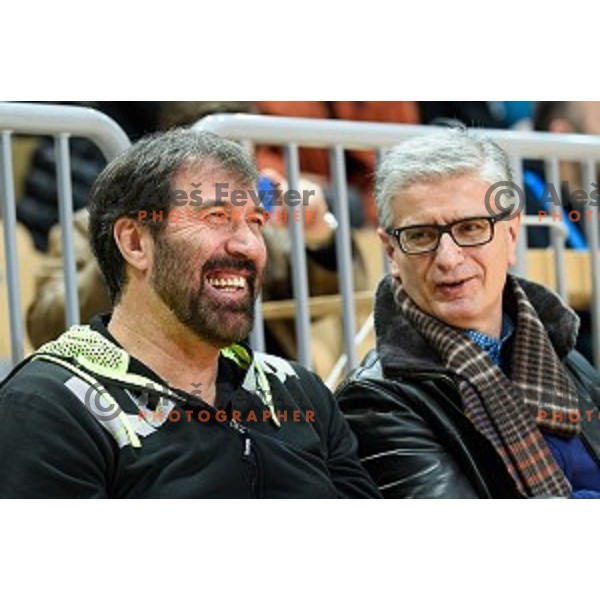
[{"x1": 207, "y1": 276, "x2": 246, "y2": 289}]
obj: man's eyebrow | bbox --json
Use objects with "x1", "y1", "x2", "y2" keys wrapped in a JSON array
[
  {"x1": 400, "y1": 214, "x2": 484, "y2": 228},
  {"x1": 193, "y1": 200, "x2": 268, "y2": 217},
  {"x1": 195, "y1": 199, "x2": 226, "y2": 210}
]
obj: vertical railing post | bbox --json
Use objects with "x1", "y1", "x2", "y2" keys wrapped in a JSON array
[
  {"x1": 582, "y1": 159, "x2": 600, "y2": 367},
  {"x1": 0, "y1": 131, "x2": 24, "y2": 364},
  {"x1": 284, "y1": 143, "x2": 312, "y2": 369},
  {"x1": 329, "y1": 145, "x2": 357, "y2": 370},
  {"x1": 55, "y1": 133, "x2": 80, "y2": 328},
  {"x1": 545, "y1": 158, "x2": 568, "y2": 300}
]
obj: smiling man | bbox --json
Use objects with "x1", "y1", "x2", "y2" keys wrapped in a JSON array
[
  {"x1": 337, "y1": 128, "x2": 600, "y2": 498},
  {"x1": 0, "y1": 129, "x2": 379, "y2": 499}
]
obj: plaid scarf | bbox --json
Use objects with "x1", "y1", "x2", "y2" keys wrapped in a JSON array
[{"x1": 395, "y1": 276, "x2": 580, "y2": 498}]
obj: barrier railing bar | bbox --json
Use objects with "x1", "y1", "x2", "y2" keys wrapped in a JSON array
[
  {"x1": 249, "y1": 296, "x2": 266, "y2": 352},
  {"x1": 55, "y1": 134, "x2": 80, "y2": 328},
  {"x1": 0, "y1": 131, "x2": 25, "y2": 363},
  {"x1": 522, "y1": 216, "x2": 568, "y2": 236},
  {"x1": 329, "y1": 145, "x2": 357, "y2": 370},
  {"x1": 284, "y1": 143, "x2": 312, "y2": 368},
  {"x1": 582, "y1": 160, "x2": 600, "y2": 367},
  {"x1": 376, "y1": 148, "x2": 391, "y2": 277},
  {"x1": 510, "y1": 155, "x2": 528, "y2": 278},
  {"x1": 0, "y1": 103, "x2": 131, "y2": 161},
  {"x1": 546, "y1": 158, "x2": 568, "y2": 300},
  {"x1": 197, "y1": 114, "x2": 600, "y2": 160},
  {"x1": 0, "y1": 102, "x2": 131, "y2": 366}
]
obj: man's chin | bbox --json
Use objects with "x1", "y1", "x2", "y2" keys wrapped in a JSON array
[
  {"x1": 189, "y1": 312, "x2": 254, "y2": 348},
  {"x1": 432, "y1": 301, "x2": 480, "y2": 329},
  {"x1": 202, "y1": 290, "x2": 255, "y2": 313}
]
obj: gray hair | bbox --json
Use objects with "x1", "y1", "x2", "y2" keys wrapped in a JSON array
[
  {"x1": 88, "y1": 128, "x2": 258, "y2": 304},
  {"x1": 375, "y1": 128, "x2": 514, "y2": 229}
]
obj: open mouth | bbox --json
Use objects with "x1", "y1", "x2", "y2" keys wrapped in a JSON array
[
  {"x1": 435, "y1": 276, "x2": 475, "y2": 295},
  {"x1": 206, "y1": 275, "x2": 247, "y2": 292},
  {"x1": 204, "y1": 269, "x2": 254, "y2": 297},
  {"x1": 201, "y1": 258, "x2": 257, "y2": 301}
]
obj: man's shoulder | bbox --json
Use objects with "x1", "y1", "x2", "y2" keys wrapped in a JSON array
[
  {"x1": 336, "y1": 349, "x2": 397, "y2": 403},
  {"x1": 0, "y1": 353, "x2": 111, "y2": 431},
  {"x1": 1, "y1": 322, "x2": 124, "y2": 396},
  {"x1": 342, "y1": 349, "x2": 383, "y2": 386},
  {"x1": 0, "y1": 354, "x2": 109, "y2": 444},
  {"x1": 336, "y1": 348, "x2": 463, "y2": 422},
  {"x1": 251, "y1": 351, "x2": 338, "y2": 412},
  {"x1": 0, "y1": 355, "x2": 78, "y2": 396},
  {"x1": 253, "y1": 351, "x2": 331, "y2": 396},
  {"x1": 254, "y1": 351, "x2": 305, "y2": 381},
  {"x1": 565, "y1": 350, "x2": 600, "y2": 382}
]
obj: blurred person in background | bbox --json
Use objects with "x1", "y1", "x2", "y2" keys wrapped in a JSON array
[{"x1": 256, "y1": 101, "x2": 421, "y2": 225}]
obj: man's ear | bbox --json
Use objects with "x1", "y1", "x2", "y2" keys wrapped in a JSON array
[
  {"x1": 506, "y1": 211, "x2": 522, "y2": 268},
  {"x1": 113, "y1": 217, "x2": 153, "y2": 273},
  {"x1": 377, "y1": 227, "x2": 394, "y2": 260},
  {"x1": 378, "y1": 226, "x2": 402, "y2": 281}
]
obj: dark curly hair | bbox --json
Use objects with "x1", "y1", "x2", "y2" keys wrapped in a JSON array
[{"x1": 88, "y1": 128, "x2": 257, "y2": 304}]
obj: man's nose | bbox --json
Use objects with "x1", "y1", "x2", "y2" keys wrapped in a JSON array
[
  {"x1": 433, "y1": 231, "x2": 465, "y2": 269},
  {"x1": 225, "y1": 220, "x2": 264, "y2": 259}
]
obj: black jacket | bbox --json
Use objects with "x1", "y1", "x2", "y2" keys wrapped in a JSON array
[
  {"x1": 0, "y1": 315, "x2": 380, "y2": 498},
  {"x1": 336, "y1": 276, "x2": 600, "y2": 498}
]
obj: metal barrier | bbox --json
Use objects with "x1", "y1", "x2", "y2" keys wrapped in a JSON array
[
  {"x1": 1, "y1": 105, "x2": 599, "y2": 373},
  {"x1": 194, "y1": 114, "x2": 600, "y2": 368},
  {"x1": 0, "y1": 102, "x2": 130, "y2": 366}
]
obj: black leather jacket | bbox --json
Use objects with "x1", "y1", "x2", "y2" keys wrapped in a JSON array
[{"x1": 336, "y1": 276, "x2": 600, "y2": 498}]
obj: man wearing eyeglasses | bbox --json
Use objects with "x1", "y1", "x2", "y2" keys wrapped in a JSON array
[{"x1": 337, "y1": 128, "x2": 600, "y2": 498}]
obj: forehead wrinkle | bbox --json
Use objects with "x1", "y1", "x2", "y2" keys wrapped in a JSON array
[{"x1": 391, "y1": 177, "x2": 489, "y2": 227}]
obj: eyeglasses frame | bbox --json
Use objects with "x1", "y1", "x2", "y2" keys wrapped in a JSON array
[{"x1": 386, "y1": 213, "x2": 509, "y2": 255}]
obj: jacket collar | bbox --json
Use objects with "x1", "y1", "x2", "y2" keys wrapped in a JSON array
[{"x1": 374, "y1": 275, "x2": 580, "y2": 377}]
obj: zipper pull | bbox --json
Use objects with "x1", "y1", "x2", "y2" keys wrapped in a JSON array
[
  {"x1": 244, "y1": 437, "x2": 252, "y2": 457},
  {"x1": 229, "y1": 419, "x2": 247, "y2": 435},
  {"x1": 230, "y1": 419, "x2": 253, "y2": 461},
  {"x1": 239, "y1": 428, "x2": 258, "y2": 497}
]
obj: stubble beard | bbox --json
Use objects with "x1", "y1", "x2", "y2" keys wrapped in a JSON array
[{"x1": 150, "y1": 235, "x2": 261, "y2": 347}]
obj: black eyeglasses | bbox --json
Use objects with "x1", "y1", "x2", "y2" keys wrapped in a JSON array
[{"x1": 387, "y1": 215, "x2": 504, "y2": 255}]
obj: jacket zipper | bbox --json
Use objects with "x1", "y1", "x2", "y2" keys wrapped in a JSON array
[
  {"x1": 69, "y1": 365, "x2": 265, "y2": 495},
  {"x1": 229, "y1": 419, "x2": 260, "y2": 497},
  {"x1": 169, "y1": 388, "x2": 263, "y2": 497},
  {"x1": 143, "y1": 383, "x2": 263, "y2": 497}
]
